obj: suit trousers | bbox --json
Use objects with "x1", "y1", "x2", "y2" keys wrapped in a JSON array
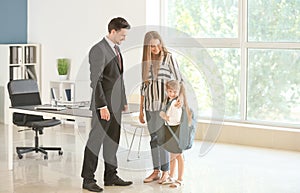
[{"x1": 81, "y1": 110, "x2": 121, "y2": 183}]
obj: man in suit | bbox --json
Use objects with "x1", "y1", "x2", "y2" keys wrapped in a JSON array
[{"x1": 81, "y1": 17, "x2": 132, "y2": 192}]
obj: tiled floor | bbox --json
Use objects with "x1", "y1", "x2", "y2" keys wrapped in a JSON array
[{"x1": 0, "y1": 122, "x2": 300, "y2": 193}]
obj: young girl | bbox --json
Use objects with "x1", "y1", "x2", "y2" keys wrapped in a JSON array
[{"x1": 159, "y1": 80, "x2": 192, "y2": 188}]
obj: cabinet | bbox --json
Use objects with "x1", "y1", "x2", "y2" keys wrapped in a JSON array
[{"x1": 0, "y1": 44, "x2": 41, "y2": 124}]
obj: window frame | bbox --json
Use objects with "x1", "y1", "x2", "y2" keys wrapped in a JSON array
[{"x1": 156, "y1": 0, "x2": 300, "y2": 128}]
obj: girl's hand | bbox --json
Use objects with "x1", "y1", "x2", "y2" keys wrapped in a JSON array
[
  {"x1": 159, "y1": 111, "x2": 169, "y2": 121},
  {"x1": 175, "y1": 98, "x2": 182, "y2": 108}
]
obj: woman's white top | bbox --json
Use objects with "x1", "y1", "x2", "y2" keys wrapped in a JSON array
[{"x1": 166, "y1": 99, "x2": 182, "y2": 126}]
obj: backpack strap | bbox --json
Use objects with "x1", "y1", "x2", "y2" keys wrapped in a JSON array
[
  {"x1": 164, "y1": 97, "x2": 178, "y2": 112},
  {"x1": 164, "y1": 97, "x2": 180, "y2": 144}
]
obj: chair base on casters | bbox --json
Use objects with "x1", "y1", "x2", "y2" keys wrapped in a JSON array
[
  {"x1": 16, "y1": 128, "x2": 63, "y2": 160},
  {"x1": 16, "y1": 146, "x2": 63, "y2": 160}
]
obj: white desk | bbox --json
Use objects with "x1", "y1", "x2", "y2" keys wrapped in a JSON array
[
  {"x1": 7, "y1": 104, "x2": 140, "y2": 170},
  {"x1": 8, "y1": 106, "x2": 92, "y2": 170}
]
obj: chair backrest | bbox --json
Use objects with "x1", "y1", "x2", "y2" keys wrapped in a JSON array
[
  {"x1": 7, "y1": 79, "x2": 43, "y2": 125},
  {"x1": 7, "y1": 79, "x2": 42, "y2": 107}
]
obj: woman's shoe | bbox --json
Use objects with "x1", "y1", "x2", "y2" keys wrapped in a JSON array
[{"x1": 143, "y1": 171, "x2": 161, "y2": 183}]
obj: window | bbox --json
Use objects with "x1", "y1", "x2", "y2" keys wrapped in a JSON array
[
  {"x1": 248, "y1": 0, "x2": 300, "y2": 42},
  {"x1": 173, "y1": 48, "x2": 240, "y2": 119},
  {"x1": 158, "y1": 0, "x2": 300, "y2": 127},
  {"x1": 248, "y1": 49, "x2": 300, "y2": 124},
  {"x1": 166, "y1": 0, "x2": 239, "y2": 38}
]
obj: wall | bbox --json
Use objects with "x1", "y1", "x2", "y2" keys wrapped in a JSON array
[
  {"x1": 195, "y1": 121, "x2": 300, "y2": 152},
  {"x1": 0, "y1": 0, "x2": 27, "y2": 44},
  {"x1": 28, "y1": 0, "x2": 147, "y2": 102}
]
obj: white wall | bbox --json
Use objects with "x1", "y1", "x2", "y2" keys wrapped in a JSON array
[{"x1": 27, "y1": 0, "x2": 147, "y2": 102}]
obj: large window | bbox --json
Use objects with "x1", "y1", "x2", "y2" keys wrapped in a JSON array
[
  {"x1": 248, "y1": 0, "x2": 300, "y2": 42},
  {"x1": 248, "y1": 49, "x2": 300, "y2": 124},
  {"x1": 159, "y1": 0, "x2": 300, "y2": 127},
  {"x1": 166, "y1": 0, "x2": 239, "y2": 38}
]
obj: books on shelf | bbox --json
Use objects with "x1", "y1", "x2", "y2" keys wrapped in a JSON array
[
  {"x1": 25, "y1": 46, "x2": 35, "y2": 63},
  {"x1": 10, "y1": 46, "x2": 36, "y2": 64},
  {"x1": 25, "y1": 66, "x2": 37, "y2": 79},
  {"x1": 51, "y1": 88, "x2": 58, "y2": 100},
  {"x1": 10, "y1": 47, "x2": 18, "y2": 64},
  {"x1": 25, "y1": 46, "x2": 30, "y2": 63},
  {"x1": 65, "y1": 89, "x2": 72, "y2": 101},
  {"x1": 29, "y1": 46, "x2": 35, "y2": 63},
  {"x1": 17, "y1": 47, "x2": 22, "y2": 64},
  {"x1": 9, "y1": 66, "x2": 22, "y2": 80},
  {"x1": 8, "y1": 45, "x2": 39, "y2": 81}
]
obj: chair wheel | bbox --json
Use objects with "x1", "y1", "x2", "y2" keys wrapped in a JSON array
[
  {"x1": 58, "y1": 150, "x2": 63, "y2": 156},
  {"x1": 18, "y1": 154, "x2": 23, "y2": 159},
  {"x1": 44, "y1": 155, "x2": 48, "y2": 160}
]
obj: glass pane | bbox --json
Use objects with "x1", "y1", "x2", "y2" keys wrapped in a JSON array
[
  {"x1": 173, "y1": 48, "x2": 240, "y2": 119},
  {"x1": 166, "y1": 0, "x2": 239, "y2": 38},
  {"x1": 248, "y1": 0, "x2": 300, "y2": 42},
  {"x1": 247, "y1": 49, "x2": 300, "y2": 124}
]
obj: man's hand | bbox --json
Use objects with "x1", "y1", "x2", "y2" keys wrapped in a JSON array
[
  {"x1": 123, "y1": 105, "x2": 128, "y2": 112},
  {"x1": 100, "y1": 108, "x2": 110, "y2": 121}
]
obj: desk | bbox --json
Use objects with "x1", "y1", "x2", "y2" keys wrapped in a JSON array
[
  {"x1": 7, "y1": 104, "x2": 140, "y2": 170},
  {"x1": 8, "y1": 106, "x2": 92, "y2": 170}
]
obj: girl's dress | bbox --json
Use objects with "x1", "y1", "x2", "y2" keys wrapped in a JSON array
[{"x1": 163, "y1": 99, "x2": 183, "y2": 154}]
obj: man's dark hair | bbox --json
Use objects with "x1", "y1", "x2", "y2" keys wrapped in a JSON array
[{"x1": 108, "y1": 17, "x2": 131, "y2": 33}]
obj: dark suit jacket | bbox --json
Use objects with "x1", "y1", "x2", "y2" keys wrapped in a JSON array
[{"x1": 89, "y1": 38, "x2": 127, "y2": 122}]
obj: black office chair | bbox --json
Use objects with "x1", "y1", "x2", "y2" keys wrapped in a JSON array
[{"x1": 7, "y1": 79, "x2": 63, "y2": 160}]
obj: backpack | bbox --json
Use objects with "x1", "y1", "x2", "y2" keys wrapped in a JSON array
[{"x1": 162, "y1": 98, "x2": 196, "y2": 150}]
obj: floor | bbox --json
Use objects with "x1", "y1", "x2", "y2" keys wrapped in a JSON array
[{"x1": 0, "y1": 122, "x2": 300, "y2": 193}]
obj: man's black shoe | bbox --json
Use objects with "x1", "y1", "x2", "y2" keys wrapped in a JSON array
[
  {"x1": 82, "y1": 182, "x2": 103, "y2": 192},
  {"x1": 104, "y1": 177, "x2": 133, "y2": 186}
]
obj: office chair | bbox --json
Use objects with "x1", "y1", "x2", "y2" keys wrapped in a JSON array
[{"x1": 7, "y1": 79, "x2": 63, "y2": 160}]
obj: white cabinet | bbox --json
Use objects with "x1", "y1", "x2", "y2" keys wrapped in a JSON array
[{"x1": 0, "y1": 44, "x2": 41, "y2": 124}]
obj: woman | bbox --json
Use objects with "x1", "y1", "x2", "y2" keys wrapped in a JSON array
[{"x1": 139, "y1": 31, "x2": 182, "y2": 183}]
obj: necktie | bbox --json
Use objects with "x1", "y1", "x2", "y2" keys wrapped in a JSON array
[{"x1": 114, "y1": 45, "x2": 122, "y2": 70}]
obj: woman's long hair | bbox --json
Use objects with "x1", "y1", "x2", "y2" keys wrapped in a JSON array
[
  {"x1": 142, "y1": 31, "x2": 168, "y2": 82},
  {"x1": 166, "y1": 80, "x2": 193, "y2": 125}
]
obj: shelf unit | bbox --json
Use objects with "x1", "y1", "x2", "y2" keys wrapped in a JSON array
[
  {"x1": 0, "y1": 44, "x2": 41, "y2": 124},
  {"x1": 49, "y1": 80, "x2": 92, "y2": 105},
  {"x1": 50, "y1": 80, "x2": 75, "y2": 102}
]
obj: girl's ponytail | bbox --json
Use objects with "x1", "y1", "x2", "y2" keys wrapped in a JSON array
[{"x1": 179, "y1": 82, "x2": 192, "y2": 125}]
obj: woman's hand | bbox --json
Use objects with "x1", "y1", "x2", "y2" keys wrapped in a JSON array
[
  {"x1": 123, "y1": 105, "x2": 128, "y2": 112},
  {"x1": 139, "y1": 111, "x2": 145, "y2": 124}
]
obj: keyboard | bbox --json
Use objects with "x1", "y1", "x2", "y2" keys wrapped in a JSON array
[{"x1": 34, "y1": 105, "x2": 66, "y2": 111}]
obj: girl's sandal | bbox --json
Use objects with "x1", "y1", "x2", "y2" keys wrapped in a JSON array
[
  {"x1": 169, "y1": 180, "x2": 183, "y2": 188},
  {"x1": 162, "y1": 177, "x2": 175, "y2": 185}
]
